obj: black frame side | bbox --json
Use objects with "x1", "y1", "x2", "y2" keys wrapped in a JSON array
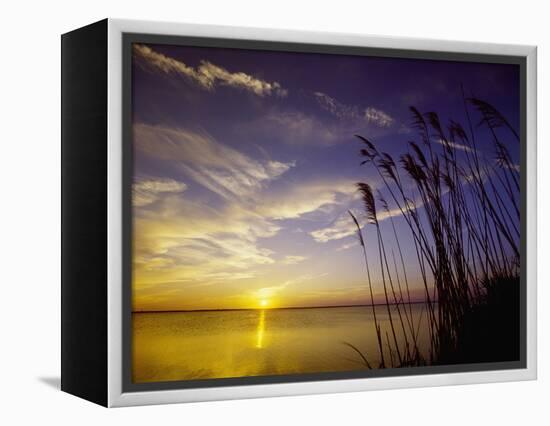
[{"x1": 61, "y1": 19, "x2": 108, "y2": 407}]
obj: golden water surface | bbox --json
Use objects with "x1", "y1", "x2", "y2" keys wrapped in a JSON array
[{"x1": 132, "y1": 305, "x2": 429, "y2": 383}]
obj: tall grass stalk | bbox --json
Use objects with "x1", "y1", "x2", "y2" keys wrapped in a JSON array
[{"x1": 351, "y1": 95, "x2": 520, "y2": 367}]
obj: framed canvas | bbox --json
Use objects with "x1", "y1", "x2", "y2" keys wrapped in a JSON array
[{"x1": 61, "y1": 18, "x2": 537, "y2": 407}]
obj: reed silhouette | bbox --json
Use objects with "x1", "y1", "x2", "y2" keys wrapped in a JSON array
[{"x1": 347, "y1": 91, "x2": 520, "y2": 368}]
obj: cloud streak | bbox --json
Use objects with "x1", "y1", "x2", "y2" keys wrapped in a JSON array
[
  {"x1": 133, "y1": 177, "x2": 187, "y2": 207},
  {"x1": 134, "y1": 44, "x2": 287, "y2": 97},
  {"x1": 313, "y1": 91, "x2": 361, "y2": 120},
  {"x1": 257, "y1": 179, "x2": 356, "y2": 220},
  {"x1": 314, "y1": 91, "x2": 394, "y2": 128},
  {"x1": 309, "y1": 202, "x2": 406, "y2": 243},
  {"x1": 134, "y1": 123, "x2": 295, "y2": 201},
  {"x1": 310, "y1": 212, "x2": 358, "y2": 243},
  {"x1": 436, "y1": 138, "x2": 474, "y2": 153},
  {"x1": 281, "y1": 255, "x2": 308, "y2": 264},
  {"x1": 364, "y1": 107, "x2": 394, "y2": 127}
]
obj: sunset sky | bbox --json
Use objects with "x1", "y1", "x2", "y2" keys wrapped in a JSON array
[{"x1": 131, "y1": 42, "x2": 520, "y2": 312}]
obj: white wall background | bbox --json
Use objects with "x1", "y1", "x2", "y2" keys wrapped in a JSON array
[{"x1": 0, "y1": 0, "x2": 547, "y2": 424}]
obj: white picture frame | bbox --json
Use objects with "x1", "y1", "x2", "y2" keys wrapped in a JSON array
[{"x1": 61, "y1": 18, "x2": 537, "y2": 407}]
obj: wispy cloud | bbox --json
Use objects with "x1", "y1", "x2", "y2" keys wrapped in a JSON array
[
  {"x1": 132, "y1": 176, "x2": 358, "y2": 310},
  {"x1": 238, "y1": 91, "x2": 395, "y2": 148},
  {"x1": 134, "y1": 44, "x2": 287, "y2": 97},
  {"x1": 336, "y1": 241, "x2": 358, "y2": 252},
  {"x1": 309, "y1": 201, "x2": 404, "y2": 243},
  {"x1": 133, "y1": 177, "x2": 187, "y2": 207},
  {"x1": 314, "y1": 91, "x2": 394, "y2": 128},
  {"x1": 281, "y1": 255, "x2": 308, "y2": 264},
  {"x1": 313, "y1": 91, "x2": 361, "y2": 120},
  {"x1": 133, "y1": 196, "x2": 281, "y2": 290},
  {"x1": 310, "y1": 212, "x2": 358, "y2": 243},
  {"x1": 257, "y1": 179, "x2": 356, "y2": 220},
  {"x1": 134, "y1": 123, "x2": 294, "y2": 201},
  {"x1": 364, "y1": 107, "x2": 394, "y2": 127},
  {"x1": 436, "y1": 138, "x2": 474, "y2": 153},
  {"x1": 132, "y1": 123, "x2": 298, "y2": 308}
]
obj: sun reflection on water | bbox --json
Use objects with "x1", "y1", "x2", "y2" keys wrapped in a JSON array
[{"x1": 256, "y1": 309, "x2": 266, "y2": 349}]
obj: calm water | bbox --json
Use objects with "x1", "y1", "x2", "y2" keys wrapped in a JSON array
[{"x1": 132, "y1": 305, "x2": 430, "y2": 383}]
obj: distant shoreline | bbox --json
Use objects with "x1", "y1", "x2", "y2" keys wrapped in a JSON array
[{"x1": 132, "y1": 300, "x2": 433, "y2": 314}]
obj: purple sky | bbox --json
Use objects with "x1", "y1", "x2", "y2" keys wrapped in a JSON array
[{"x1": 130, "y1": 42, "x2": 520, "y2": 312}]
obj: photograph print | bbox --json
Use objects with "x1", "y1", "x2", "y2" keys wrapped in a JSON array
[{"x1": 129, "y1": 39, "x2": 522, "y2": 385}]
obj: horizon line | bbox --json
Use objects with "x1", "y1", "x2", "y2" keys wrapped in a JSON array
[{"x1": 132, "y1": 300, "x2": 434, "y2": 314}]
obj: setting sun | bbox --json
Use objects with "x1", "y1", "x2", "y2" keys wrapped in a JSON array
[{"x1": 260, "y1": 299, "x2": 269, "y2": 308}]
